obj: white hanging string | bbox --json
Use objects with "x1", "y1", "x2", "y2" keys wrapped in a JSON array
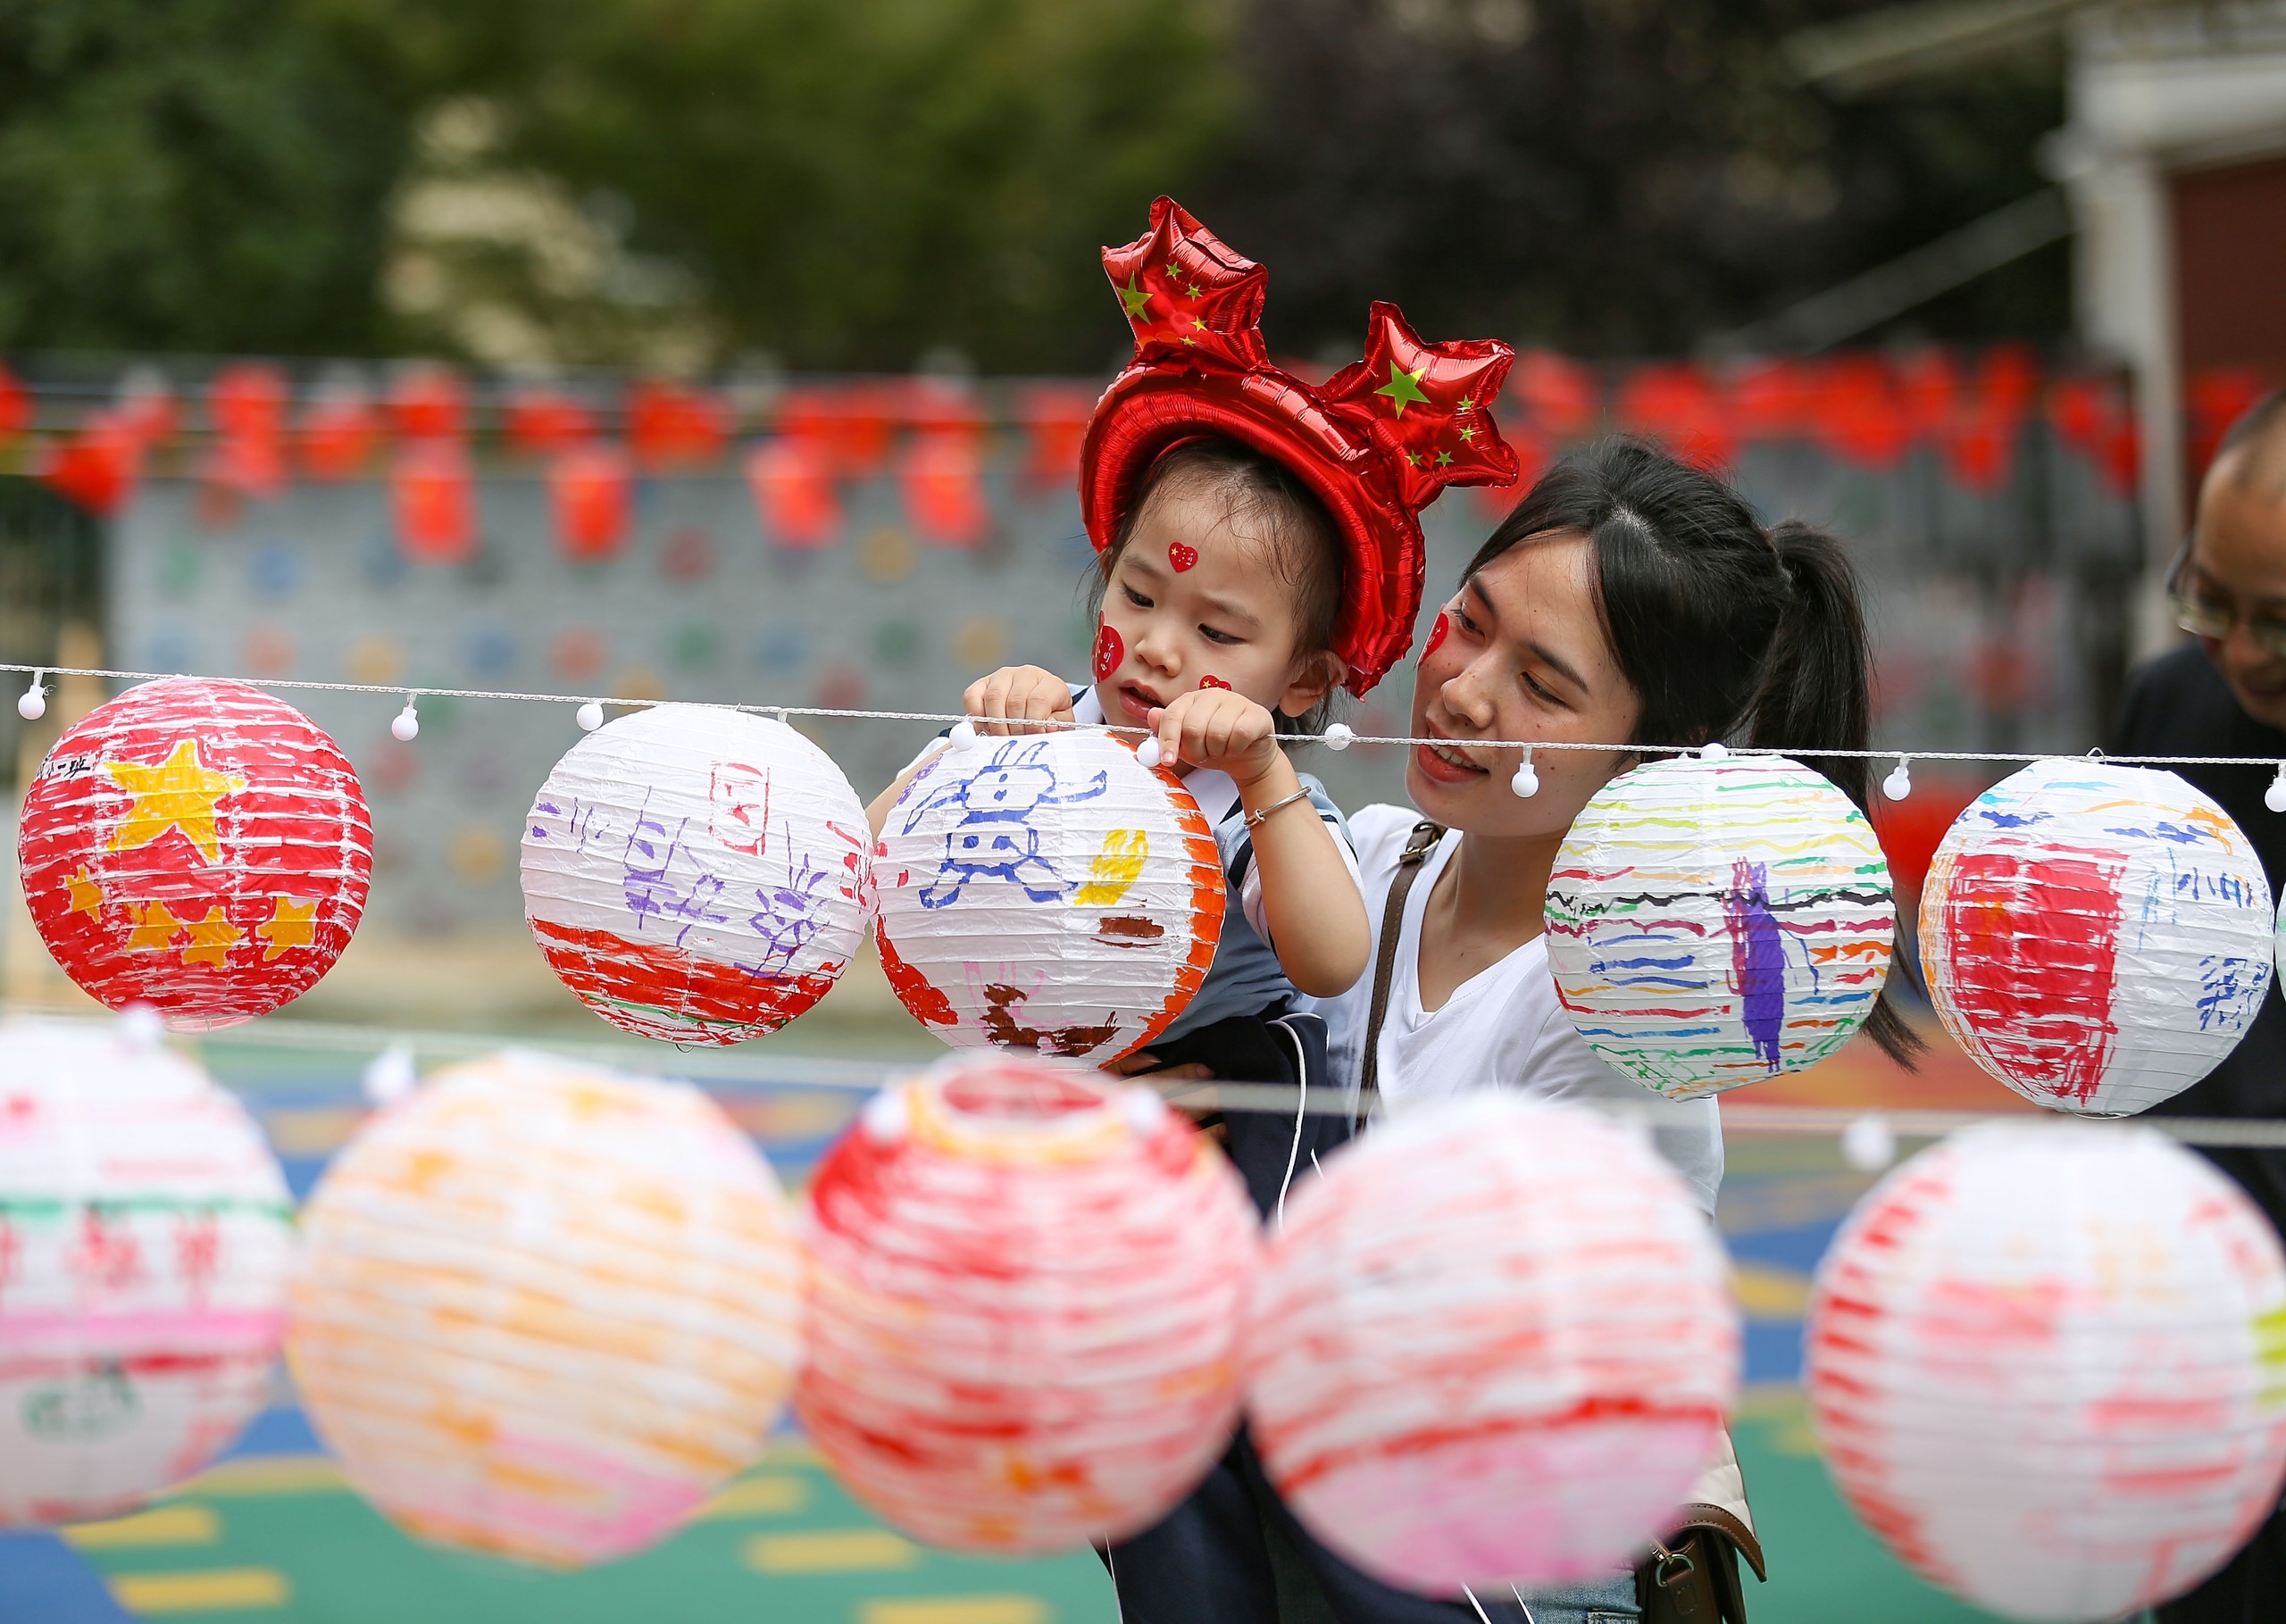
[{"x1": 4, "y1": 661, "x2": 2282, "y2": 771}]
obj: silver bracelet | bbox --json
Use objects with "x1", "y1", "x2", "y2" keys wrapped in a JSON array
[{"x1": 1242, "y1": 787, "x2": 1314, "y2": 830}]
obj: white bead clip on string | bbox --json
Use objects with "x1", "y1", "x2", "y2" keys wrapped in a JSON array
[
  {"x1": 1509, "y1": 747, "x2": 1539, "y2": 799},
  {"x1": 2268, "y1": 764, "x2": 2286, "y2": 815},
  {"x1": 390, "y1": 695, "x2": 420, "y2": 742},
  {"x1": 1323, "y1": 721, "x2": 1355, "y2": 752},
  {"x1": 948, "y1": 718, "x2": 979, "y2": 750},
  {"x1": 576, "y1": 700, "x2": 605, "y2": 732},
  {"x1": 15, "y1": 670, "x2": 45, "y2": 721},
  {"x1": 1883, "y1": 755, "x2": 1913, "y2": 801},
  {"x1": 1135, "y1": 733, "x2": 1164, "y2": 769},
  {"x1": 1700, "y1": 741, "x2": 1729, "y2": 760}
]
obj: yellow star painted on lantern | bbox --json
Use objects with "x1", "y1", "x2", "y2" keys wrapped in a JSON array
[
  {"x1": 126, "y1": 901, "x2": 186, "y2": 951},
  {"x1": 66, "y1": 865, "x2": 103, "y2": 916},
  {"x1": 1376, "y1": 362, "x2": 1431, "y2": 417},
  {"x1": 181, "y1": 906, "x2": 243, "y2": 967},
  {"x1": 1075, "y1": 829, "x2": 1148, "y2": 907},
  {"x1": 1119, "y1": 274, "x2": 1152, "y2": 321},
  {"x1": 256, "y1": 895, "x2": 318, "y2": 962},
  {"x1": 104, "y1": 740, "x2": 246, "y2": 866}
]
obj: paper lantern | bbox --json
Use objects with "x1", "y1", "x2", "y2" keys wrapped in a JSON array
[
  {"x1": 899, "y1": 432, "x2": 990, "y2": 547},
  {"x1": 0, "y1": 1017, "x2": 293, "y2": 1526},
  {"x1": 1544, "y1": 754, "x2": 1895, "y2": 1098},
  {"x1": 1806, "y1": 1122, "x2": 2286, "y2": 1620},
  {"x1": 17, "y1": 677, "x2": 372, "y2": 1028},
  {"x1": 872, "y1": 729, "x2": 1224, "y2": 1062},
  {"x1": 392, "y1": 439, "x2": 478, "y2": 563},
  {"x1": 288, "y1": 1050, "x2": 803, "y2": 1568},
  {"x1": 549, "y1": 442, "x2": 632, "y2": 561},
  {"x1": 797, "y1": 1054, "x2": 1256, "y2": 1553},
  {"x1": 745, "y1": 437, "x2": 844, "y2": 549},
  {"x1": 1920, "y1": 759, "x2": 2273, "y2": 1115},
  {"x1": 521, "y1": 704, "x2": 872, "y2": 1044},
  {"x1": 1245, "y1": 1095, "x2": 1739, "y2": 1594}
]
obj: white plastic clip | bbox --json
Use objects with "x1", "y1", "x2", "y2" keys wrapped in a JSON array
[
  {"x1": 1136, "y1": 734, "x2": 1164, "y2": 769},
  {"x1": 1699, "y1": 741, "x2": 1729, "y2": 761},
  {"x1": 1322, "y1": 721, "x2": 1356, "y2": 752},
  {"x1": 576, "y1": 700, "x2": 605, "y2": 732},
  {"x1": 948, "y1": 719, "x2": 979, "y2": 750},
  {"x1": 390, "y1": 695, "x2": 420, "y2": 742},
  {"x1": 2268, "y1": 763, "x2": 2286, "y2": 814},
  {"x1": 1510, "y1": 748, "x2": 1539, "y2": 799},
  {"x1": 16, "y1": 670, "x2": 45, "y2": 721},
  {"x1": 1841, "y1": 1113, "x2": 1898, "y2": 1172},
  {"x1": 1883, "y1": 755, "x2": 1913, "y2": 801}
]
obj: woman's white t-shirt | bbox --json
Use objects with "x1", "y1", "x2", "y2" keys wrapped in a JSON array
[{"x1": 1301, "y1": 804, "x2": 1724, "y2": 1215}]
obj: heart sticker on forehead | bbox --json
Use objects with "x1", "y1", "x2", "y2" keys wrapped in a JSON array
[
  {"x1": 1198, "y1": 676, "x2": 1231, "y2": 691},
  {"x1": 1168, "y1": 542, "x2": 1198, "y2": 572},
  {"x1": 1093, "y1": 621, "x2": 1124, "y2": 682}
]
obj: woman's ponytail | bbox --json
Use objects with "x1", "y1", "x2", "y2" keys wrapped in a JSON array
[{"x1": 1470, "y1": 440, "x2": 1924, "y2": 1070}]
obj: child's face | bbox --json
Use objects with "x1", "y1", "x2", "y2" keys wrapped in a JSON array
[{"x1": 1093, "y1": 477, "x2": 1335, "y2": 729}]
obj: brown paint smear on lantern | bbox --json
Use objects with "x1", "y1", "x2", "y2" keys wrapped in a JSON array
[{"x1": 982, "y1": 983, "x2": 1120, "y2": 1056}]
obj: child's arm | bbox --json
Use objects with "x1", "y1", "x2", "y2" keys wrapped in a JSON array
[
  {"x1": 864, "y1": 666, "x2": 1076, "y2": 835},
  {"x1": 1148, "y1": 690, "x2": 1370, "y2": 997}
]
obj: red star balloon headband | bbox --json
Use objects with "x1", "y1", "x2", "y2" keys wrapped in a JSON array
[{"x1": 1080, "y1": 197, "x2": 1520, "y2": 695}]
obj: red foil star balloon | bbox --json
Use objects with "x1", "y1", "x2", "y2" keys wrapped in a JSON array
[
  {"x1": 1081, "y1": 198, "x2": 1517, "y2": 695},
  {"x1": 17, "y1": 678, "x2": 372, "y2": 1028}
]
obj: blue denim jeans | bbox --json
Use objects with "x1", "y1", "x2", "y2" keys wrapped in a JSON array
[{"x1": 1490, "y1": 1573, "x2": 1641, "y2": 1624}]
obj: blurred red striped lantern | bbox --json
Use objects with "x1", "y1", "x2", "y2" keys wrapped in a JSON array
[
  {"x1": 627, "y1": 379, "x2": 729, "y2": 469},
  {"x1": 505, "y1": 387, "x2": 598, "y2": 456},
  {"x1": 797, "y1": 1054, "x2": 1257, "y2": 1553},
  {"x1": 746, "y1": 437, "x2": 843, "y2": 549},
  {"x1": 520, "y1": 704, "x2": 873, "y2": 1044},
  {"x1": 387, "y1": 363, "x2": 464, "y2": 442},
  {"x1": 0, "y1": 1018, "x2": 295, "y2": 1526},
  {"x1": 1807, "y1": 1122, "x2": 2286, "y2": 1620},
  {"x1": 899, "y1": 432, "x2": 990, "y2": 547},
  {"x1": 1245, "y1": 1095, "x2": 1739, "y2": 1595},
  {"x1": 549, "y1": 442, "x2": 633, "y2": 562},
  {"x1": 37, "y1": 412, "x2": 142, "y2": 516},
  {"x1": 392, "y1": 440, "x2": 478, "y2": 563},
  {"x1": 16, "y1": 679, "x2": 372, "y2": 1028},
  {"x1": 1016, "y1": 384, "x2": 1096, "y2": 487},
  {"x1": 1618, "y1": 362, "x2": 1733, "y2": 470},
  {"x1": 0, "y1": 362, "x2": 28, "y2": 441},
  {"x1": 203, "y1": 363, "x2": 289, "y2": 501},
  {"x1": 297, "y1": 381, "x2": 380, "y2": 481}
]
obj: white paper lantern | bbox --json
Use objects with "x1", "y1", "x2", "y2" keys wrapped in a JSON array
[
  {"x1": 1544, "y1": 754, "x2": 1895, "y2": 1098},
  {"x1": 521, "y1": 703, "x2": 873, "y2": 1044},
  {"x1": 1245, "y1": 1095, "x2": 1740, "y2": 1594},
  {"x1": 1806, "y1": 1122, "x2": 2286, "y2": 1620},
  {"x1": 288, "y1": 1051, "x2": 804, "y2": 1568},
  {"x1": 1920, "y1": 760, "x2": 2273, "y2": 1115},
  {"x1": 872, "y1": 729, "x2": 1225, "y2": 1062},
  {"x1": 797, "y1": 1054, "x2": 1257, "y2": 1553},
  {"x1": 0, "y1": 1017, "x2": 293, "y2": 1526}
]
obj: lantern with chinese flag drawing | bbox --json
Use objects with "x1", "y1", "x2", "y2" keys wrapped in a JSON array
[
  {"x1": 1544, "y1": 754, "x2": 1896, "y2": 1098},
  {"x1": 289, "y1": 1050, "x2": 804, "y2": 1568},
  {"x1": 521, "y1": 704, "x2": 872, "y2": 1045},
  {"x1": 17, "y1": 678, "x2": 371, "y2": 1029},
  {"x1": 1246, "y1": 1095, "x2": 1740, "y2": 1595},
  {"x1": 1920, "y1": 759, "x2": 2273, "y2": 1116},
  {"x1": 797, "y1": 1053, "x2": 1257, "y2": 1553},
  {"x1": 0, "y1": 1017, "x2": 294, "y2": 1527},
  {"x1": 872, "y1": 728, "x2": 1224, "y2": 1063},
  {"x1": 392, "y1": 439, "x2": 477, "y2": 563},
  {"x1": 746, "y1": 437, "x2": 843, "y2": 549},
  {"x1": 549, "y1": 442, "x2": 632, "y2": 562},
  {"x1": 1807, "y1": 1122, "x2": 2286, "y2": 1621}
]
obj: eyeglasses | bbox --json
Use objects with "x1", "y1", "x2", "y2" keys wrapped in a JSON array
[{"x1": 2171, "y1": 590, "x2": 2286, "y2": 658}]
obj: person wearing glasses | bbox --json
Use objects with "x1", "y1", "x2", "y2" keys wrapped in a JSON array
[{"x1": 2114, "y1": 387, "x2": 2286, "y2": 1624}]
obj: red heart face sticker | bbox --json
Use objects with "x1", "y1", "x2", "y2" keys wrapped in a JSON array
[
  {"x1": 1092, "y1": 620, "x2": 1123, "y2": 682},
  {"x1": 1197, "y1": 675, "x2": 1231, "y2": 691},
  {"x1": 1168, "y1": 541, "x2": 1199, "y2": 572},
  {"x1": 1422, "y1": 610, "x2": 1450, "y2": 662}
]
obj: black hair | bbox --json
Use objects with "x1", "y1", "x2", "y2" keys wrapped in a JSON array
[
  {"x1": 1469, "y1": 437, "x2": 1923, "y2": 1070},
  {"x1": 1090, "y1": 437, "x2": 1347, "y2": 736},
  {"x1": 2215, "y1": 387, "x2": 2286, "y2": 500}
]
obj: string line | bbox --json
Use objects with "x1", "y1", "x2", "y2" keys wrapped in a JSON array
[{"x1": 6, "y1": 661, "x2": 2279, "y2": 770}]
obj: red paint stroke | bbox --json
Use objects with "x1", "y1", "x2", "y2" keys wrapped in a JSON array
[
  {"x1": 1168, "y1": 541, "x2": 1198, "y2": 571},
  {"x1": 1092, "y1": 621, "x2": 1123, "y2": 682},
  {"x1": 531, "y1": 919, "x2": 837, "y2": 1033},
  {"x1": 1939, "y1": 849, "x2": 2125, "y2": 1103},
  {"x1": 877, "y1": 928, "x2": 958, "y2": 1026}
]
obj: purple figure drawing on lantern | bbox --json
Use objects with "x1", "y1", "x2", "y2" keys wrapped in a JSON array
[
  {"x1": 1724, "y1": 858, "x2": 1786, "y2": 1070},
  {"x1": 901, "y1": 738, "x2": 1108, "y2": 908}
]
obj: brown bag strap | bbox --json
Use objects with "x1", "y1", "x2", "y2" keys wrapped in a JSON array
[{"x1": 1354, "y1": 820, "x2": 1444, "y2": 1130}]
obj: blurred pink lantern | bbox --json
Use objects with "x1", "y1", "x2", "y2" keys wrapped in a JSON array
[
  {"x1": 1245, "y1": 1095, "x2": 1739, "y2": 1595},
  {"x1": 1807, "y1": 1122, "x2": 2286, "y2": 1620},
  {"x1": 1252, "y1": 1101, "x2": 1728, "y2": 1598},
  {"x1": 796, "y1": 1054, "x2": 1256, "y2": 1553}
]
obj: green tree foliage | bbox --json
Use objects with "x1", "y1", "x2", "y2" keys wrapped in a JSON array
[
  {"x1": 0, "y1": 0, "x2": 416, "y2": 354},
  {"x1": 396, "y1": 0, "x2": 1237, "y2": 372}
]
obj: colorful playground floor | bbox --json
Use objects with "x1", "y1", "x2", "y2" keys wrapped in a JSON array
[{"x1": 3, "y1": 1014, "x2": 2026, "y2": 1623}]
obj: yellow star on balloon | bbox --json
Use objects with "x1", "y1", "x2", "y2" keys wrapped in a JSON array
[
  {"x1": 181, "y1": 906, "x2": 244, "y2": 967},
  {"x1": 256, "y1": 895, "x2": 318, "y2": 962},
  {"x1": 104, "y1": 740, "x2": 246, "y2": 866},
  {"x1": 66, "y1": 865, "x2": 104, "y2": 916},
  {"x1": 126, "y1": 900, "x2": 186, "y2": 951}
]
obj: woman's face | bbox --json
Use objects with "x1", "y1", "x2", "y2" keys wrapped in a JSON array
[{"x1": 1406, "y1": 531, "x2": 1643, "y2": 838}]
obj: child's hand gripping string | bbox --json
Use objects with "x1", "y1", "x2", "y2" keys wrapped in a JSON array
[
  {"x1": 1147, "y1": 688, "x2": 1369, "y2": 999},
  {"x1": 864, "y1": 666, "x2": 1075, "y2": 835}
]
